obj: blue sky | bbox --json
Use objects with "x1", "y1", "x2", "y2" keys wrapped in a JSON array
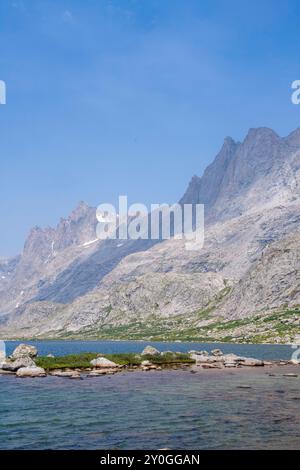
[{"x1": 1, "y1": 0, "x2": 300, "y2": 257}]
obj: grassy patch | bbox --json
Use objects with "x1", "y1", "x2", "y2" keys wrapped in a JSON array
[
  {"x1": 36, "y1": 352, "x2": 195, "y2": 370},
  {"x1": 36, "y1": 353, "x2": 98, "y2": 370}
]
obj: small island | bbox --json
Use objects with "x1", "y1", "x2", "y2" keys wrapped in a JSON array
[{"x1": 0, "y1": 344, "x2": 299, "y2": 379}]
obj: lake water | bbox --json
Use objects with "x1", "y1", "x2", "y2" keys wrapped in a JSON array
[{"x1": 0, "y1": 341, "x2": 299, "y2": 450}]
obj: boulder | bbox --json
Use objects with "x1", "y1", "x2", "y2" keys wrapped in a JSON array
[
  {"x1": 141, "y1": 346, "x2": 160, "y2": 356},
  {"x1": 90, "y1": 357, "x2": 119, "y2": 368},
  {"x1": 239, "y1": 358, "x2": 264, "y2": 367},
  {"x1": 88, "y1": 370, "x2": 108, "y2": 377},
  {"x1": 189, "y1": 350, "x2": 209, "y2": 356},
  {"x1": 50, "y1": 370, "x2": 80, "y2": 378},
  {"x1": 224, "y1": 362, "x2": 237, "y2": 368},
  {"x1": 201, "y1": 363, "x2": 220, "y2": 369},
  {"x1": 12, "y1": 344, "x2": 38, "y2": 359},
  {"x1": 47, "y1": 354, "x2": 55, "y2": 358},
  {"x1": 141, "y1": 360, "x2": 152, "y2": 366},
  {"x1": 16, "y1": 366, "x2": 46, "y2": 378},
  {"x1": 211, "y1": 349, "x2": 223, "y2": 357},
  {"x1": 198, "y1": 350, "x2": 209, "y2": 356},
  {"x1": 190, "y1": 354, "x2": 218, "y2": 363},
  {"x1": 223, "y1": 353, "x2": 242, "y2": 362},
  {"x1": 2, "y1": 356, "x2": 36, "y2": 372}
]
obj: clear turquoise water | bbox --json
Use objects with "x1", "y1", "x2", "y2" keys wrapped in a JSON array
[{"x1": 0, "y1": 341, "x2": 299, "y2": 450}]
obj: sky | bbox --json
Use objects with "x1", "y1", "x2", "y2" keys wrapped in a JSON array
[{"x1": 1, "y1": 0, "x2": 300, "y2": 257}]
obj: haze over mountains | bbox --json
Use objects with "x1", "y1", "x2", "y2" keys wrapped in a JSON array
[{"x1": 1, "y1": 127, "x2": 300, "y2": 342}]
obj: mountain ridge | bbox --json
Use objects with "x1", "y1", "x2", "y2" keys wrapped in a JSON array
[{"x1": 1, "y1": 127, "x2": 300, "y2": 342}]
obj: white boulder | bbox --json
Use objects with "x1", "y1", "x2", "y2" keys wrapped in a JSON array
[
  {"x1": 2, "y1": 356, "x2": 36, "y2": 372},
  {"x1": 90, "y1": 357, "x2": 119, "y2": 368},
  {"x1": 16, "y1": 366, "x2": 46, "y2": 378},
  {"x1": 12, "y1": 344, "x2": 38, "y2": 359},
  {"x1": 141, "y1": 346, "x2": 160, "y2": 356}
]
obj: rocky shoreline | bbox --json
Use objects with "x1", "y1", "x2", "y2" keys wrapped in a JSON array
[{"x1": 0, "y1": 344, "x2": 299, "y2": 379}]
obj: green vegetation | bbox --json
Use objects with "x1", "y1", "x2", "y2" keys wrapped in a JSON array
[
  {"x1": 32, "y1": 299, "x2": 299, "y2": 344},
  {"x1": 36, "y1": 353, "x2": 98, "y2": 370},
  {"x1": 36, "y1": 352, "x2": 195, "y2": 370}
]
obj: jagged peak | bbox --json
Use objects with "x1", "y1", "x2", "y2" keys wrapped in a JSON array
[
  {"x1": 75, "y1": 200, "x2": 90, "y2": 211},
  {"x1": 244, "y1": 127, "x2": 280, "y2": 142},
  {"x1": 189, "y1": 174, "x2": 201, "y2": 184},
  {"x1": 26, "y1": 225, "x2": 53, "y2": 239},
  {"x1": 214, "y1": 136, "x2": 239, "y2": 161},
  {"x1": 66, "y1": 201, "x2": 93, "y2": 223},
  {"x1": 223, "y1": 136, "x2": 237, "y2": 147},
  {"x1": 285, "y1": 127, "x2": 300, "y2": 147}
]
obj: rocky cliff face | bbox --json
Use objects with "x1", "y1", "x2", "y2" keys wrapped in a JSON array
[
  {"x1": 181, "y1": 128, "x2": 300, "y2": 221},
  {"x1": 2, "y1": 127, "x2": 300, "y2": 342}
]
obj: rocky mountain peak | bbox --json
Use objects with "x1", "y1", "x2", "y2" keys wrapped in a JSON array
[
  {"x1": 23, "y1": 225, "x2": 54, "y2": 255},
  {"x1": 53, "y1": 201, "x2": 97, "y2": 251},
  {"x1": 180, "y1": 135, "x2": 238, "y2": 207},
  {"x1": 16, "y1": 202, "x2": 97, "y2": 274},
  {"x1": 69, "y1": 201, "x2": 92, "y2": 222},
  {"x1": 285, "y1": 128, "x2": 300, "y2": 148},
  {"x1": 223, "y1": 135, "x2": 238, "y2": 149},
  {"x1": 245, "y1": 126, "x2": 280, "y2": 141},
  {"x1": 181, "y1": 127, "x2": 299, "y2": 222}
]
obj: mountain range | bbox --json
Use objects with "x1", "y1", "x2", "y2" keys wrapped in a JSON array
[{"x1": 1, "y1": 127, "x2": 300, "y2": 343}]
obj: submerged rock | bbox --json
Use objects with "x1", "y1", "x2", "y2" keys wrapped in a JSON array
[
  {"x1": 141, "y1": 346, "x2": 160, "y2": 356},
  {"x1": 16, "y1": 366, "x2": 46, "y2": 377},
  {"x1": 88, "y1": 369, "x2": 117, "y2": 376},
  {"x1": 12, "y1": 344, "x2": 38, "y2": 359},
  {"x1": 0, "y1": 369, "x2": 15, "y2": 375}
]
